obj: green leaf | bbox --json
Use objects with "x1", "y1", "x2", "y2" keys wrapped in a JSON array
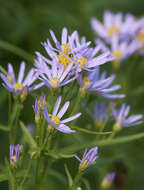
[
  {"x1": 0, "y1": 124, "x2": 9, "y2": 132},
  {"x1": 48, "y1": 169, "x2": 67, "y2": 185},
  {"x1": 0, "y1": 40, "x2": 35, "y2": 63},
  {"x1": 81, "y1": 178, "x2": 91, "y2": 190},
  {"x1": 60, "y1": 132, "x2": 144, "y2": 154},
  {"x1": 71, "y1": 126, "x2": 112, "y2": 135},
  {"x1": 20, "y1": 121, "x2": 37, "y2": 150},
  {"x1": 0, "y1": 169, "x2": 27, "y2": 182},
  {"x1": 45, "y1": 151, "x2": 75, "y2": 159},
  {"x1": 64, "y1": 164, "x2": 73, "y2": 187},
  {"x1": 0, "y1": 65, "x2": 7, "y2": 75}
]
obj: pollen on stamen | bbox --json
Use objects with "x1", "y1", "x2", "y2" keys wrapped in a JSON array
[
  {"x1": 78, "y1": 57, "x2": 88, "y2": 68},
  {"x1": 61, "y1": 44, "x2": 71, "y2": 55}
]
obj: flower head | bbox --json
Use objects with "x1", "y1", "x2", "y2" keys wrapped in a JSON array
[
  {"x1": 112, "y1": 103, "x2": 143, "y2": 131},
  {"x1": 91, "y1": 11, "x2": 144, "y2": 41},
  {"x1": 0, "y1": 62, "x2": 44, "y2": 94},
  {"x1": 35, "y1": 57, "x2": 77, "y2": 88},
  {"x1": 10, "y1": 144, "x2": 23, "y2": 167},
  {"x1": 101, "y1": 172, "x2": 115, "y2": 189},
  {"x1": 75, "y1": 146, "x2": 98, "y2": 171},
  {"x1": 43, "y1": 96, "x2": 81, "y2": 133},
  {"x1": 77, "y1": 67, "x2": 125, "y2": 99}
]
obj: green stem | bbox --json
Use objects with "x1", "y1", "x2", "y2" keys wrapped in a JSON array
[
  {"x1": 35, "y1": 156, "x2": 41, "y2": 190},
  {"x1": 19, "y1": 159, "x2": 33, "y2": 188},
  {"x1": 108, "y1": 131, "x2": 116, "y2": 140},
  {"x1": 69, "y1": 171, "x2": 83, "y2": 190},
  {"x1": 8, "y1": 93, "x2": 12, "y2": 129}
]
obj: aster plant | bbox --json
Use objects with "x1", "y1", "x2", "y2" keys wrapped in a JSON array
[{"x1": 0, "y1": 13, "x2": 143, "y2": 190}]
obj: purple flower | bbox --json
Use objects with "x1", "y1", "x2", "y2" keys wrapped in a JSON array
[
  {"x1": 75, "y1": 146, "x2": 99, "y2": 170},
  {"x1": 10, "y1": 144, "x2": 23, "y2": 167},
  {"x1": 96, "y1": 37, "x2": 139, "y2": 63},
  {"x1": 42, "y1": 27, "x2": 90, "y2": 62},
  {"x1": 35, "y1": 57, "x2": 77, "y2": 88},
  {"x1": 0, "y1": 62, "x2": 44, "y2": 94},
  {"x1": 101, "y1": 172, "x2": 115, "y2": 189},
  {"x1": 84, "y1": 101, "x2": 108, "y2": 127},
  {"x1": 77, "y1": 67, "x2": 125, "y2": 99},
  {"x1": 112, "y1": 103, "x2": 143, "y2": 130},
  {"x1": 33, "y1": 98, "x2": 40, "y2": 123},
  {"x1": 43, "y1": 96, "x2": 81, "y2": 133}
]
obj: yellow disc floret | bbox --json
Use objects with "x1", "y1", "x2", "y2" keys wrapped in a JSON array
[
  {"x1": 83, "y1": 76, "x2": 91, "y2": 88},
  {"x1": 78, "y1": 57, "x2": 88, "y2": 69},
  {"x1": 107, "y1": 27, "x2": 120, "y2": 37},
  {"x1": 14, "y1": 83, "x2": 24, "y2": 91},
  {"x1": 137, "y1": 32, "x2": 144, "y2": 44},
  {"x1": 58, "y1": 52, "x2": 71, "y2": 67},
  {"x1": 113, "y1": 51, "x2": 123, "y2": 59},
  {"x1": 61, "y1": 44, "x2": 71, "y2": 55},
  {"x1": 49, "y1": 77, "x2": 59, "y2": 88},
  {"x1": 51, "y1": 115, "x2": 60, "y2": 125}
]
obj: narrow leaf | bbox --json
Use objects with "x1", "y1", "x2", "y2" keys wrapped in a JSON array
[
  {"x1": 20, "y1": 121, "x2": 37, "y2": 150},
  {"x1": 60, "y1": 132, "x2": 144, "y2": 154},
  {"x1": 0, "y1": 124, "x2": 9, "y2": 132},
  {"x1": 64, "y1": 164, "x2": 73, "y2": 187}
]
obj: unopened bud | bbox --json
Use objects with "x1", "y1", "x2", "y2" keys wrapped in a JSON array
[
  {"x1": 101, "y1": 172, "x2": 115, "y2": 189},
  {"x1": 20, "y1": 86, "x2": 28, "y2": 102},
  {"x1": 38, "y1": 93, "x2": 46, "y2": 110}
]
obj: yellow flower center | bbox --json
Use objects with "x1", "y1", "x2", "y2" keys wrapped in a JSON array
[
  {"x1": 49, "y1": 77, "x2": 59, "y2": 88},
  {"x1": 83, "y1": 76, "x2": 91, "y2": 88},
  {"x1": 51, "y1": 115, "x2": 60, "y2": 125},
  {"x1": 14, "y1": 83, "x2": 23, "y2": 91},
  {"x1": 58, "y1": 44, "x2": 76, "y2": 67},
  {"x1": 58, "y1": 52, "x2": 71, "y2": 67},
  {"x1": 113, "y1": 51, "x2": 123, "y2": 59},
  {"x1": 61, "y1": 44, "x2": 71, "y2": 55},
  {"x1": 107, "y1": 27, "x2": 120, "y2": 37},
  {"x1": 78, "y1": 57, "x2": 88, "y2": 68},
  {"x1": 137, "y1": 32, "x2": 144, "y2": 44}
]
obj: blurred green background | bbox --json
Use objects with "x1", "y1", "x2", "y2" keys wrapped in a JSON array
[{"x1": 0, "y1": 0, "x2": 144, "y2": 189}]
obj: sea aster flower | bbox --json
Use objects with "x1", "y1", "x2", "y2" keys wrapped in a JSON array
[
  {"x1": 91, "y1": 11, "x2": 144, "y2": 41},
  {"x1": 35, "y1": 57, "x2": 77, "y2": 88},
  {"x1": 75, "y1": 146, "x2": 99, "y2": 171},
  {"x1": 41, "y1": 27, "x2": 90, "y2": 67},
  {"x1": 38, "y1": 28, "x2": 113, "y2": 72},
  {"x1": 101, "y1": 172, "x2": 115, "y2": 189},
  {"x1": 96, "y1": 37, "x2": 139, "y2": 63},
  {"x1": 0, "y1": 62, "x2": 44, "y2": 94},
  {"x1": 10, "y1": 144, "x2": 23, "y2": 167},
  {"x1": 33, "y1": 98, "x2": 40, "y2": 123},
  {"x1": 84, "y1": 101, "x2": 108, "y2": 127},
  {"x1": 43, "y1": 96, "x2": 81, "y2": 133},
  {"x1": 77, "y1": 67, "x2": 125, "y2": 99},
  {"x1": 112, "y1": 103, "x2": 143, "y2": 131},
  {"x1": 91, "y1": 11, "x2": 123, "y2": 40}
]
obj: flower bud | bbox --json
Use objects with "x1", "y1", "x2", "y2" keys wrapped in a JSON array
[
  {"x1": 113, "y1": 122, "x2": 122, "y2": 132},
  {"x1": 20, "y1": 86, "x2": 28, "y2": 102},
  {"x1": 101, "y1": 172, "x2": 115, "y2": 189},
  {"x1": 38, "y1": 93, "x2": 46, "y2": 110}
]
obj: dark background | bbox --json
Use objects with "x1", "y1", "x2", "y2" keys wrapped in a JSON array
[{"x1": 0, "y1": 0, "x2": 144, "y2": 189}]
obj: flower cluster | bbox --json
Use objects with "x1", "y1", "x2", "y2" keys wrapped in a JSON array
[{"x1": 91, "y1": 11, "x2": 144, "y2": 67}]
